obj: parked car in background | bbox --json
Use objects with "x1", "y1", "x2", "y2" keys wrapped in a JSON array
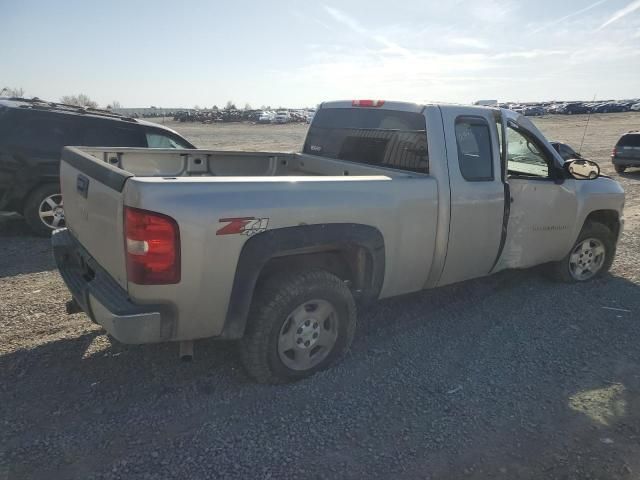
[
  {"x1": 550, "y1": 141, "x2": 583, "y2": 161},
  {"x1": 258, "y1": 111, "x2": 275, "y2": 123},
  {"x1": 0, "y1": 97, "x2": 195, "y2": 235},
  {"x1": 631, "y1": 103, "x2": 640, "y2": 111},
  {"x1": 594, "y1": 102, "x2": 629, "y2": 114},
  {"x1": 612, "y1": 131, "x2": 640, "y2": 173},
  {"x1": 558, "y1": 103, "x2": 591, "y2": 115},
  {"x1": 524, "y1": 106, "x2": 545, "y2": 116},
  {"x1": 273, "y1": 111, "x2": 291, "y2": 124},
  {"x1": 305, "y1": 110, "x2": 316, "y2": 123}
]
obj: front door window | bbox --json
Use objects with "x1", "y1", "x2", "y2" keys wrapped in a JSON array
[{"x1": 506, "y1": 125, "x2": 550, "y2": 178}]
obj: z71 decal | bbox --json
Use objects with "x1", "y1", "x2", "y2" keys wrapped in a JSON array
[{"x1": 216, "y1": 217, "x2": 269, "y2": 236}]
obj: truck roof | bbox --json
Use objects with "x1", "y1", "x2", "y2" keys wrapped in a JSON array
[{"x1": 319, "y1": 99, "x2": 502, "y2": 114}]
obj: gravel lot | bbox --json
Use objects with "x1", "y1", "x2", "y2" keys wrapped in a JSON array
[{"x1": 1, "y1": 113, "x2": 640, "y2": 479}]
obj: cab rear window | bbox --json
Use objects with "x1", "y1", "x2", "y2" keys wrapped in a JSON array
[{"x1": 304, "y1": 108, "x2": 428, "y2": 173}]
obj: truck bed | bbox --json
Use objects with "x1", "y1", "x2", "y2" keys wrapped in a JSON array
[{"x1": 77, "y1": 147, "x2": 409, "y2": 178}]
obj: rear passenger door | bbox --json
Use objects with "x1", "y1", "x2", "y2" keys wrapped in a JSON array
[{"x1": 438, "y1": 107, "x2": 506, "y2": 286}]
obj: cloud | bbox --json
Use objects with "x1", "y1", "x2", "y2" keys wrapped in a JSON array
[
  {"x1": 467, "y1": 0, "x2": 515, "y2": 23},
  {"x1": 323, "y1": 5, "x2": 413, "y2": 57},
  {"x1": 493, "y1": 49, "x2": 567, "y2": 59},
  {"x1": 531, "y1": 0, "x2": 608, "y2": 33},
  {"x1": 323, "y1": 5, "x2": 367, "y2": 35},
  {"x1": 448, "y1": 37, "x2": 490, "y2": 50},
  {"x1": 598, "y1": 0, "x2": 640, "y2": 29}
]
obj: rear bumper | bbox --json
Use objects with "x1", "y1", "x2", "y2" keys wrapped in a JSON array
[
  {"x1": 52, "y1": 228, "x2": 175, "y2": 344},
  {"x1": 612, "y1": 157, "x2": 640, "y2": 167}
]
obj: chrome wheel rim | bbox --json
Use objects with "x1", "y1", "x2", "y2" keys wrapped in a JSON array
[
  {"x1": 277, "y1": 299, "x2": 338, "y2": 371},
  {"x1": 569, "y1": 238, "x2": 606, "y2": 281},
  {"x1": 38, "y1": 193, "x2": 65, "y2": 229}
]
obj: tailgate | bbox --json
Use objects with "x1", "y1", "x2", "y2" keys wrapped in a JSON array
[{"x1": 60, "y1": 147, "x2": 132, "y2": 289}]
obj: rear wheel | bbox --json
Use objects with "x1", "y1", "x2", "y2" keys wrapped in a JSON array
[
  {"x1": 23, "y1": 184, "x2": 65, "y2": 237},
  {"x1": 614, "y1": 165, "x2": 626, "y2": 174},
  {"x1": 548, "y1": 222, "x2": 615, "y2": 283},
  {"x1": 240, "y1": 270, "x2": 356, "y2": 384}
]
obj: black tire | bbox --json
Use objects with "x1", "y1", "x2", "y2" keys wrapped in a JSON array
[
  {"x1": 548, "y1": 222, "x2": 615, "y2": 283},
  {"x1": 240, "y1": 270, "x2": 356, "y2": 384},
  {"x1": 23, "y1": 184, "x2": 65, "y2": 237},
  {"x1": 614, "y1": 165, "x2": 626, "y2": 174}
]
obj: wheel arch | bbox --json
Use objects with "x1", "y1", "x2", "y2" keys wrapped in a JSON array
[
  {"x1": 220, "y1": 223, "x2": 385, "y2": 339},
  {"x1": 583, "y1": 209, "x2": 621, "y2": 239}
]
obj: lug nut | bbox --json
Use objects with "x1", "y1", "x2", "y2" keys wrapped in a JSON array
[
  {"x1": 313, "y1": 322, "x2": 318, "y2": 329},
  {"x1": 313, "y1": 333, "x2": 318, "y2": 339},
  {"x1": 304, "y1": 340, "x2": 310, "y2": 347},
  {"x1": 297, "y1": 327, "x2": 303, "y2": 334},
  {"x1": 297, "y1": 338, "x2": 303, "y2": 344},
  {"x1": 305, "y1": 320, "x2": 310, "y2": 327}
]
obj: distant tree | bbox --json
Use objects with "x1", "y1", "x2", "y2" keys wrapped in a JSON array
[
  {"x1": 193, "y1": 105, "x2": 200, "y2": 110},
  {"x1": 1, "y1": 87, "x2": 25, "y2": 97},
  {"x1": 244, "y1": 103, "x2": 252, "y2": 111},
  {"x1": 60, "y1": 94, "x2": 98, "y2": 108},
  {"x1": 225, "y1": 101, "x2": 236, "y2": 111},
  {"x1": 107, "y1": 100, "x2": 122, "y2": 109},
  {"x1": 212, "y1": 105, "x2": 219, "y2": 111}
]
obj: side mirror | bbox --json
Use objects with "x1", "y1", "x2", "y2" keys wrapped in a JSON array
[{"x1": 566, "y1": 159, "x2": 600, "y2": 180}]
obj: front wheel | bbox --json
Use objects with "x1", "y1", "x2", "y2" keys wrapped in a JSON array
[
  {"x1": 548, "y1": 222, "x2": 615, "y2": 283},
  {"x1": 240, "y1": 270, "x2": 356, "y2": 384}
]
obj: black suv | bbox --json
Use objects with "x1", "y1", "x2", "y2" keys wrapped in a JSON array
[
  {"x1": 0, "y1": 98, "x2": 195, "y2": 235},
  {"x1": 612, "y1": 131, "x2": 640, "y2": 174}
]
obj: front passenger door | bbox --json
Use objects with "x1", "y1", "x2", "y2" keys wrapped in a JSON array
[{"x1": 496, "y1": 120, "x2": 578, "y2": 269}]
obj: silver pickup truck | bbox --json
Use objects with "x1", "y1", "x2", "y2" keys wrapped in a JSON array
[{"x1": 53, "y1": 100, "x2": 625, "y2": 383}]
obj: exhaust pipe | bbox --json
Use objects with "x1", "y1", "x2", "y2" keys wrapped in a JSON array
[{"x1": 179, "y1": 341, "x2": 194, "y2": 361}]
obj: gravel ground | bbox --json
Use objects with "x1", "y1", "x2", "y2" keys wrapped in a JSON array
[{"x1": 1, "y1": 114, "x2": 640, "y2": 479}]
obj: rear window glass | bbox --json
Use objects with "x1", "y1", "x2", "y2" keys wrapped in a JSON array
[
  {"x1": 617, "y1": 134, "x2": 640, "y2": 147},
  {"x1": 6, "y1": 113, "x2": 82, "y2": 153},
  {"x1": 304, "y1": 108, "x2": 428, "y2": 173}
]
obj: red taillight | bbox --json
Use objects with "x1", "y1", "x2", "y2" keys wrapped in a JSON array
[
  {"x1": 124, "y1": 207, "x2": 180, "y2": 285},
  {"x1": 352, "y1": 99, "x2": 385, "y2": 107},
  {"x1": 612, "y1": 147, "x2": 618, "y2": 157}
]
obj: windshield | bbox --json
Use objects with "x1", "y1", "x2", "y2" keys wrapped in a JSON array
[{"x1": 304, "y1": 108, "x2": 428, "y2": 173}]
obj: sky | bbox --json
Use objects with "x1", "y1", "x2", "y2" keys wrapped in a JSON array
[{"x1": 2, "y1": 0, "x2": 639, "y2": 108}]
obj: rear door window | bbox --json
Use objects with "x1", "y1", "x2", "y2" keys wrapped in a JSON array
[
  {"x1": 82, "y1": 122, "x2": 146, "y2": 147},
  {"x1": 304, "y1": 108, "x2": 428, "y2": 173},
  {"x1": 454, "y1": 117, "x2": 493, "y2": 181}
]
